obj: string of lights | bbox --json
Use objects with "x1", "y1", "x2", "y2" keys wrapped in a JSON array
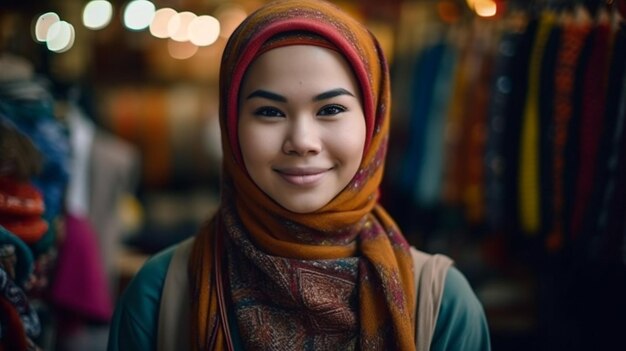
[{"x1": 32, "y1": 0, "x2": 247, "y2": 57}]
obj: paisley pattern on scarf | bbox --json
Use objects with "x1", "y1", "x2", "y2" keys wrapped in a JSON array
[
  {"x1": 188, "y1": 1, "x2": 416, "y2": 350},
  {"x1": 225, "y1": 202, "x2": 360, "y2": 350}
]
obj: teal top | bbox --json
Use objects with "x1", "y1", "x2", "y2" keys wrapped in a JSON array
[{"x1": 108, "y1": 245, "x2": 491, "y2": 350}]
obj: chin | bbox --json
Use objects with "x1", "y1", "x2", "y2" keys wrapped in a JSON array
[
  {"x1": 283, "y1": 203, "x2": 323, "y2": 214},
  {"x1": 277, "y1": 197, "x2": 329, "y2": 214}
]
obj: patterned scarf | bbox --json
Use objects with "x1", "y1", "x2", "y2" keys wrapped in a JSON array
[{"x1": 188, "y1": 0, "x2": 415, "y2": 349}]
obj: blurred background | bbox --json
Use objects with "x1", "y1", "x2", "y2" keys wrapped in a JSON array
[{"x1": 1, "y1": 0, "x2": 625, "y2": 350}]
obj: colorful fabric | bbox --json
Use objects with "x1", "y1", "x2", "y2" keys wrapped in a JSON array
[
  {"x1": 460, "y1": 29, "x2": 494, "y2": 225},
  {"x1": 537, "y1": 23, "x2": 561, "y2": 242},
  {"x1": 0, "y1": 226, "x2": 33, "y2": 288},
  {"x1": 546, "y1": 21, "x2": 591, "y2": 250},
  {"x1": 441, "y1": 34, "x2": 471, "y2": 207},
  {"x1": 50, "y1": 214, "x2": 113, "y2": 322},
  {"x1": 570, "y1": 21, "x2": 612, "y2": 239},
  {"x1": 188, "y1": 0, "x2": 415, "y2": 350},
  {"x1": 518, "y1": 12, "x2": 556, "y2": 235},
  {"x1": 0, "y1": 267, "x2": 40, "y2": 341},
  {"x1": 0, "y1": 177, "x2": 48, "y2": 244},
  {"x1": 400, "y1": 42, "x2": 444, "y2": 197},
  {"x1": 503, "y1": 19, "x2": 537, "y2": 236},
  {"x1": 416, "y1": 42, "x2": 457, "y2": 207},
  {"x1": 0, "y1": 295, "x2": 29, "y2": 351},
  {"x1": 107, "y1": 243, "x2": 491, "y2": 351},
  {"x1": 0, "y1": 78, "x2": 71, "y2": 256}
]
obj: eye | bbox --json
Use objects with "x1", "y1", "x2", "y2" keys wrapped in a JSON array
[
  {"x1": 318, "y1": 104, "x2": 346, "y2": 116},
  {"x1": 253, "y1": 106, "x2": 285, "y2": 118}
]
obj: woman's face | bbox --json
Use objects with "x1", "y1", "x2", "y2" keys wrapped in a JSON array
[{"x1": 238, "y1": 45, "x2": 366, "y2": 213}]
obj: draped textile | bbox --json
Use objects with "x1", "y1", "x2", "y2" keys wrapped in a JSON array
[
  {"x1": 188, "y1": 0, "x2": 415, "y2": 350},
  {"x1": 570, "y1": 21, "x2": 612, "y2": 239},
  {"x1": 546, "y1": 20, "x2": 591, "y2": 250},
  {"x1": 518, "y1": 11, "x2": 557, "y2": 235}
]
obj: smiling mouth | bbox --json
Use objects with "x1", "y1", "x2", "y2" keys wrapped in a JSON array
[{"x1": 274, "y1": 168, "x2": 329, "y2": 186}]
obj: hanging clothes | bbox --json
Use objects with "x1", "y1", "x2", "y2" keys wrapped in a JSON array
[
  {"x1": 441, "y1": 29, "x2": 473, "y2": 208},
  {"x1": 459, "y1": 22, "x2": 497, "y2": 225},
  {"x1": 414, "y1": 36, "x2": 458, "y2": 208},
  {"x1": 399, "y1": 42, "x2": 447, "y2": 195},
  {"x1": 50, "y1": 214, "x2": 113, "y2": 322},
  {"x1": 485, "y1": 26, "x2": 527, "y2": 234},
  {"x1": 545, "y1": 14, "x2": 592, "y2": 251},
  {"x1": 518, "y1": 11, "x2": 557, "y2": 236},
  {"x1": 569, "y1": 15, "x2": 613, "y2": 240},
  {"x1": 590, "y1": 21, "x2": 626, "y2": 262}
]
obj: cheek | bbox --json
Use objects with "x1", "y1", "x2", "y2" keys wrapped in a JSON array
[
  {"x1": 239, "y1": 124, "x2": 277, "y2": 168},
  {"x1": 328, "y1": 119, "x2": 366, "y2": 169}
]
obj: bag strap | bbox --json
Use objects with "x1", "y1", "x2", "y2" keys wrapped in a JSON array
[
  {"x1": 214, "y1": 219, "x2": 235, "y2": 351},
  {"x1": 410, "y1": 247, "x2": 453, "y2": 351},
  {"x1": 157, "y1": 237, "x2": 194, "y2": 351},
  {"x1": 158, "y1": 227, "x2": 234, "y2": 351}
]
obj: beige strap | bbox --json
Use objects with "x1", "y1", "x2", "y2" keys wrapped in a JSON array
[
  {"x1": 157, "y1": 237, "x2": 195, "y2": 351},
  {"x1": 410, "y1": 247, "x2": 453, "y2": 351}
]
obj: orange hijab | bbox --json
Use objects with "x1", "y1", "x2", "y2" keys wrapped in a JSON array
[{"x1": 188, "y1": 0, "x2": 415, "y2": 349}]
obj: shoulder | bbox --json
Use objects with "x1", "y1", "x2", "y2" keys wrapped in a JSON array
[
  {"x1": 107, "y1": 244, "x2": 178, "y2": 351},
  {"x1": 122, "y1": 244, "x2": 176, "y2": 307},
  {"x1": 432, "y1": 266, "x2": 491, "y2": 351},
  {"x1": 109, "y1": 246, "x2": 176, "y2": 341}
]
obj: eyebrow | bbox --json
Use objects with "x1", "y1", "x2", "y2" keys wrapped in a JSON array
[
  {"x1": 246, "y1": 90, "x2": 287, "y2": 102},
  {"x1": 245, "y1": 88, "x2": 356, "y2": 102},
  {"x1": 313, "y1": 88, "x2": 355, "y2": 101}
]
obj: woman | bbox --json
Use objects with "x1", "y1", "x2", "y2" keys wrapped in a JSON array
[{"x1": 108, "y1": 0, "x2": 490, "y2": 350}]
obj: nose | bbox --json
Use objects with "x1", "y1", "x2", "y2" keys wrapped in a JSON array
[{"x1": 282, "y1": 116, "x2": 321, "y2": 156}]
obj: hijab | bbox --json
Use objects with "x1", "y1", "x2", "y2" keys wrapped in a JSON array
[{"x1": 188, "y1": 0, "x2": 416, "y2": 349}]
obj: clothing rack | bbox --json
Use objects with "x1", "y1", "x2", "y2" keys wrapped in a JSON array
[{"x1": 385, "y1": 6, "x2": 626, "y2": 348}]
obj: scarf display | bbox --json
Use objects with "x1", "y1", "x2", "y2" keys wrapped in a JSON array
[
  {"x1": 0, "y1": 78, "x2": 71, "y2": 256},
  {"x1": 0, "y1": 55, "x2": 70, "y2": 350},
  {"x1": 188, "y1": 0, "x2": 415, "y2": 349},
  {"x1": 0, "y1": 266, "x2": 40, "y2": 350}
]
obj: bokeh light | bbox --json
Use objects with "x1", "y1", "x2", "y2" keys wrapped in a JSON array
[
  {"x1": 149, "y1": 7, "x2": 177, "y2": 39},
  {"x1": 168, "y1": 11, "x2": 196, "y2": 42},
  {"x1": 83, "y1": 0, "x2": 113, "y2": 30},
  {"x1": 475, "y1": 0, "x2": 497, "y2": 17},
  {"x1": 466, "y1": 0, "x2": 498, "y2": 17},
  {"x1": 35, "y1": 12, "x2": 60, "y2": 42},
  {"x1": 123, "y1": 0, "x2": 156, "y2": 31},
  {"x1": 46, "y1": 20, "x2": 75, "y2": 53},
  {"x1": 189, "y1": 15, "x2": 220, "y2": 46}
]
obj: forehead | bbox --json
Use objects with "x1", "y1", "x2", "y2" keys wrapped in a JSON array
[{"x1": 241, "y1": 45, "x2": 359, "y2": 92}]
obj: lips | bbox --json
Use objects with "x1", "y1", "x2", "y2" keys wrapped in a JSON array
[{"x1": 274, "y1": 167, "x2": 330, "y2": 186}]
